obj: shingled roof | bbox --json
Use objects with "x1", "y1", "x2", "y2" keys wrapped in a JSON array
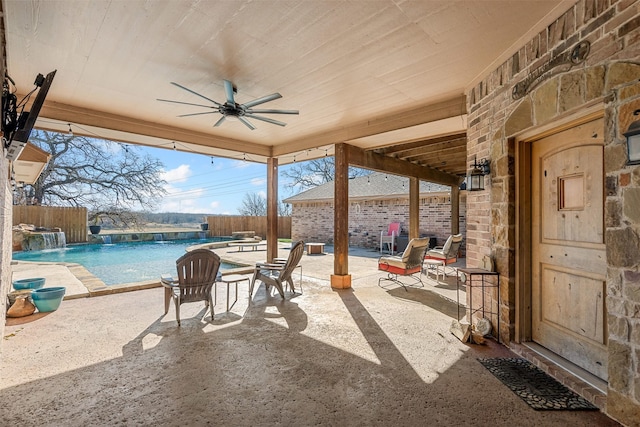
[{"x1": 284, "y1": 172, "x2": 452, "y2": 203}]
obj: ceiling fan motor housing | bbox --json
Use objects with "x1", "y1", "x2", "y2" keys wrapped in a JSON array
[
  {"x1": 220, "y1": 103, "x2": 243, "y2": 117},
  {"x1": 158, "y1": 79, "x2": 298, "y2": 129}
]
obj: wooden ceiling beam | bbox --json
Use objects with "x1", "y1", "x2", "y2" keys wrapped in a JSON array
[
  {"x1": 272, "y1": 96, "x2": 466, "y2": 157},
  {"x1": 344, "y1": 143, "x2": 462, "y2": 187},
  {"x1": 384, "y1": 138, "x2": 466, "y2": 159},
  {"x1": 374, "y1": 133, "x2": 466, "y2": 156},
  {"x1": 400, "y1": 145, "x2": 466, "y2": 162},
  {"x1": 37, "y1": 99, "x2": 272, "y2": 157},
  {"x1": 423, "y1": 161, "x2": 467, "y2": 174},
  {"x1": 407, "y1": 149, "x2": 467, "y2": 163}
]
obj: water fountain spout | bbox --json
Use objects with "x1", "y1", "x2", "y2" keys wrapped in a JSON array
[{"x1": 21, "y1": 231, "x2": 67, "y2": 251}]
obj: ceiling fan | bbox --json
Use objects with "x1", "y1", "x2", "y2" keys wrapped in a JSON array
[{"x1": 158, "y1": 80, "x2": 298, "y2": 130}]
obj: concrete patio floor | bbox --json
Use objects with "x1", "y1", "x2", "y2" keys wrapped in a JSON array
[{"x1": 2, "y1": 244, "x2": 620, "y2": 426}]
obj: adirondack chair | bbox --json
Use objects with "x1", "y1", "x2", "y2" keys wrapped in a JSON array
[
  {"x1": 161, "y1": 249, "x2": 221, "y2": 326},
  {"x1": 250, "y1": 240, "x2": 305, "y2": 298}
]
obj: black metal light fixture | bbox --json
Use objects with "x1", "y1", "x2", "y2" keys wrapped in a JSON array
[
  {"x1": 466, "y1": 156, "x2": 490, "y2": 191},
  {"x1": 624, "y1": 109, "x2": 640, "y2": 165}
]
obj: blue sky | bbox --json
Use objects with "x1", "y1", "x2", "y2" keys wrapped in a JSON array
[{"x1": 137, "y1": 145, "x2": 296, "y2": 214}]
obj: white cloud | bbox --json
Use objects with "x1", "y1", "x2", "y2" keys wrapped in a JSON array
[
  {"x1": 206, "y1": 201, "x2": 233, "y2": 215},
  {"x1": 232, "y1": 159, "x2": 251, "y2": 169},
  {"x1": 257, "y1": 190, "x2": 267, "y2": 199},
  {"x1": 158, "y1": 198, "x2": 200, "y2": 213},
  {"x1": 251, "y1": 177, "x2": 266, "y2": 186},
  {"x1": 101, "y1": 140, "x2": 122, "y2": 155},
  {"x1": 160, "y1": 164, "x2": 192, "y2": 183},
  {"x1": 162, "y1": 184, "x2": 204, "y2": 198},
  {"x1": 158, "y1": 182, "x2": 210, "y2": 213}
]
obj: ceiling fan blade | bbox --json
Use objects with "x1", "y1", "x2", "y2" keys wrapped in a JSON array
[
  {"x1": 244, "y1": 114, "x2": 287, "y2": 127},
  {"x1": 213, "y1": 116, "x2": 226, "y2": 127},
  {"x1": 157, "y1": 98, "x2": 217, "y2": 109},
  {"x1": 177, "y1": 111, "x2": 219, "y2": 117},
  {"x1": 246, "y1": 108, "x2": 299, "y2": 115},
  {"x1": 242, "y1": 93, "x2": 282, "y2": 108},
  {"x1": 223, "y1": 80, "x2": 235, "y2": 105},
  {"x1": 170, "y1": 82, "x2": 222, "y2": 107},
  {"x1": 238, "y1": 116, "x2": 256, "y2": 130}
]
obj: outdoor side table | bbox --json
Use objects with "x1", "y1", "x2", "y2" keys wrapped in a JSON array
[
  {"x1": 306, "y1": 243, "x2": 325, "y2": 255},
  {"x1": 423, "y1": 259, "x2": 444, "y2": 283},
  {"x1": 216, "y1": 274, "x2": 247, "y2": 311},
  {"x1": 456, "y1": 268, "x2": 500, "y2": 343}
]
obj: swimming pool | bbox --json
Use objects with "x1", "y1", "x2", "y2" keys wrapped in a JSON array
[{"x1": 12, "y1": 239, "x2": 241, "y2": 286}]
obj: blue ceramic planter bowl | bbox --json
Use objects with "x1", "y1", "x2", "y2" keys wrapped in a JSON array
[
  {"x1": 31, "y1": 287, "x2": 66, "y2": 312},
  {"x1": 13, "y1": 277, "x2": 46, "y2": 290}
]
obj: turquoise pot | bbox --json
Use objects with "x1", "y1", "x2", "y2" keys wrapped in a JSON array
[
  {"x1": 13, "y1": 277, "x2": 46, "y2": 290},
  {"x1": 31, "y1": 287, "x2": 66, "y2": 312}
]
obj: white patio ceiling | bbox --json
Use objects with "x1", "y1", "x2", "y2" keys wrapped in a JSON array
[{"x1": 2, "y1": 0, "x2": 573, "y2": 167}]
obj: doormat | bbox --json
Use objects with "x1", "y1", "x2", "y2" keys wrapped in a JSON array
[{"x1": 477, "y1": 358, "x2": 598, "y2": 411}]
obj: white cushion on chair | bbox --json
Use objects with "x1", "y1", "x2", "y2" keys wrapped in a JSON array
[
  {"x1": 441, "y1": 235, "x2": 454, "y2": 255},
  {"x1": 426, "y1": 234, "x2": 462, "y2": 261},
  {"x1": 425, "y1": 251, "x2": 447, "y2": 260},
  {"x1": 379, "y1": 255, "x2": 405, "y2": 269},
  {"x1": 401, "y1": 244, "x2": 413, "y2": 263}
]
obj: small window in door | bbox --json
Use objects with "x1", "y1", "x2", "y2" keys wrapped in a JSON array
[{"x1": 558, "y1": 174, "x2": 584, "y2": 210}]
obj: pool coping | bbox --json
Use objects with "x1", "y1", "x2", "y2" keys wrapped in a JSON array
[
  {"x1": 12, "y1": 240, "x2": 261, "y2": 300},
  {"x1": 70, "y1": 262, "x2": 255, "y2": 299}
]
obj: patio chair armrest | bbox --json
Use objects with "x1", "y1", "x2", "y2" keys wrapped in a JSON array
[
  {"x1": 255, "y1": 262, "x2": 284, "y2": 271},
  {"x1": 160, "y1": 274, "x2": 178, "y2": 287},
  {"x1": 378, "y1": 255, "x2": 401, "y2": 262}
]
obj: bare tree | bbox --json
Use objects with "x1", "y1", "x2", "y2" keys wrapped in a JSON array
[
  {"x1": 282, "y1": 156, "x2": 369, "y2": 191},
  {"x1": 278, "y1": 200, "x2": 291, "y2": 217},
  {"x1": 16, "y1": 130, "x2": 167, "y2": 225},
  {"x1": 238, "y1": 192, "x2": 291, "y2": 217},
  {"x1": 238, "y1": 192, "x2": 267, "y2": 216}
]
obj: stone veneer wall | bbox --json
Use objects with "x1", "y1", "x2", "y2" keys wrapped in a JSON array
[
  {"x1": 0, "y1": 53, "x2": 8, "y2": 343},
  {"x1": 0, "y1": 151, "x2": 10, "y2": 342},
  {"x1": 465, "y1": 0, "x2": 640, "y2": 424},
  {"x1": 290, "y1": 193, "x2": 466, "y2": 252}
]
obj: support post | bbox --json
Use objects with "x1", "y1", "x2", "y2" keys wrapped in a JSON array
[
  {"x1": 267, "y1": 157, "x2": 278, "y2": 262},
  {"x1": 409, "y1": 177, "x2": 420, "y2": 240},
  {"x1": 332, "y1": 143, "x2": 351, "y2": 288},
  {"x1": 451, "y1": 184, "x2": 460, "y2": 235}
]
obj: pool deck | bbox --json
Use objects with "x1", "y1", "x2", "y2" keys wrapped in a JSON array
[
  {"x1": 2, "y1": 242, "x2": 619, "y2": 426},
  {"x1": 10, "y1": 241, "x2": 462, "y2": 304}
]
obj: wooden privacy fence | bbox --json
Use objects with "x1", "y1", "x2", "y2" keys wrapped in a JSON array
[
  {"x1": 13, "y1": 206, "x2": 87, "y2": 243},
  {"x1": 206, "y1": 216, "x2": 291, "y2": 239}
]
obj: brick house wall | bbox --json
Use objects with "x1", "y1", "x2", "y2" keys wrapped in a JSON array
[
  {"x1": 465, "y1": 0, "x2": 640, "y2": 424},
  {"x1": 291, "y1": 192, "x2": 466, "y2": 253}
]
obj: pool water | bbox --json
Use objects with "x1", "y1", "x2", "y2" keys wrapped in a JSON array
[{"x1": 13, "y1": 239, "x2": 240, "y2": 286}]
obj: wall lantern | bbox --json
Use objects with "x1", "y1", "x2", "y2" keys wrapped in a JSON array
[
  {"x1": 466, "y1": 156, "x2": 490, "y2": 191},
  {"x1": 624, "y1": 109, "x2": 640, "y2": 165}
]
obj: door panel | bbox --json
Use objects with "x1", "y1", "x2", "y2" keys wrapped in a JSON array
[
  {"x1": 531, "y1": 117, "x2": 607, "y2": 380},
  {"x1": 539, "y1": 264, "x2": 605, "y2": 344},
  {"x1": 541, "y1": 145, "x2": 603, "y2": 245}
]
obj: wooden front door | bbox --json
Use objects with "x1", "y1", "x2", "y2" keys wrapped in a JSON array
[{"x1": 531, "y1": 117, "x2": 607, "y2": 380}]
